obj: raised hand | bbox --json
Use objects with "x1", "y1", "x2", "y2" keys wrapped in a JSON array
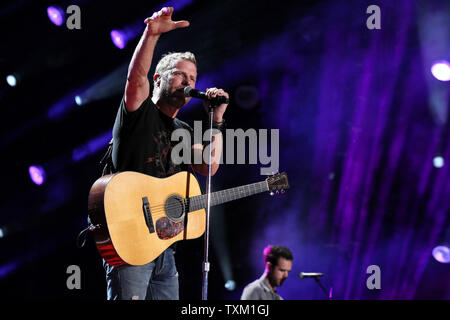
[{"x1": 144, "y1": 7, "x2": 189, "y2": 36}]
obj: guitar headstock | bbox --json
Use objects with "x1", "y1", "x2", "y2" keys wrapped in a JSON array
[{"x1": 266, "y1": 172, "x2": 289, "y2": 195}]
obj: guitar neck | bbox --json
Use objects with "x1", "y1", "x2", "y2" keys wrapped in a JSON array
[{"x1": 187, "y1": 180, "x2": 269, "y2": 212}]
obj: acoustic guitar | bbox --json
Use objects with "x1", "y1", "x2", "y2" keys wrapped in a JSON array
[{"x1": 88, "y1": 171, "x2": 289, "y2": 266}]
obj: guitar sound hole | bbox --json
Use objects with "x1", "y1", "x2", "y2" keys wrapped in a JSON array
[{"x1": 165, "y1": 195, "x2": 185, "y2": 222}]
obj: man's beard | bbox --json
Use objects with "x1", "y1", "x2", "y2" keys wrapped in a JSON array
[
  {"x1": 268, "y1": 276, "x2": 281, "y2": 288},
  {"x1": 159, "y1": 85, "x2": 186, "y2": 109}
]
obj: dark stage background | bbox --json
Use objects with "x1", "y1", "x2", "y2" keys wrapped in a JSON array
[{"x1": 0, "y1": 0, "x2": 449, "y2": 300}]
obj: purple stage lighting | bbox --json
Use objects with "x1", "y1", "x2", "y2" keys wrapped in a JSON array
[
  {"x1": 28, "y1": 165, "x2": 46, "y2": 185},
  {"x1": 109, "y1": 0, "x2": 196, "y2": 50},
  {"x1": 431, "y1": 60, "x2": 450, "y2": 81},
  {"x1": 0, "y1": 260, "x2": 19, "y2": 279},
  {"x1": 47, "y1": 6, "x2": 65, "y2": 26},
  {"x1": 72, "y1": 131, "x2": 112, "y2": 162},
  {"x1": 110, "y1": 30, "x2": 127, "y2": 49},
  {"x1": 432, "y1": 246, "x2": 450, "y2": 263}
]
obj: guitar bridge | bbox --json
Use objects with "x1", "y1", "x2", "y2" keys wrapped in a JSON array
[{"x1": 142, "y1": 197, "x2": 155, "y2": 234}]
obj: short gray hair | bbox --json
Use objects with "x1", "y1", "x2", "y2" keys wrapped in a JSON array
[{"x1": 154, "y1": 51, "x2": 197, "y2": 78}]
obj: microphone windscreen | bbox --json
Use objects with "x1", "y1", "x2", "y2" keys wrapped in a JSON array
[{"x1": 183, "y1": 86, "x2": 194, "y2": 97}]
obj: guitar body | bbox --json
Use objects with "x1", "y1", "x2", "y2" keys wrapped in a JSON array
[{"x1": 88, "y1": 171, "x2": 205, "y2": 266}]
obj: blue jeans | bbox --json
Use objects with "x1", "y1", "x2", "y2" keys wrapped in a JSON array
[{"x1": 103, "y1": 248, "x2": 179, "y2": 300}]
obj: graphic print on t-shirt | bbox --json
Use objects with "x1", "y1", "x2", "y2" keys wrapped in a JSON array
[{"x1": 149, "y1": 129, "x2": 181, "y2": 178}]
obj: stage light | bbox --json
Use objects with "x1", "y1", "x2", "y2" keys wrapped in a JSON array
[
  {"x1": 0, "y1": 228, "x2": 3, "y2": 239},
  {"x1": 47, "y1": 6, "x2": 65, "y2": 26},
  {"x1": 433, "y1": 156, "x2": 444, "y2": 168},
  {"x1": 110, "y1": 30, "x2": 127, "y2": 49},
  {"x1": 224, "y1": 280, "x2": 236, "y2": 291},
  {"x1": 431, "y1": 60, "x2": 450, "y2": 82},
  {"x1": 75, "y1": 95, "x2": 82, "y2": 106},
  {"x1": 28, "y1": 165, "x2": 46, "y2": 185},
  {"x1": 6, "y1": 74, "x2": 17, "y2": 87},
  {"x1": 432, "y1": 246, "x2": 450, "y2": 263}
]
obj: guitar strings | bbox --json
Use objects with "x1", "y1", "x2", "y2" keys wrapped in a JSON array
[
  {"x1": 140, "y1": 182, "x2": 269, "y2": 219},
  {"x1": 144, "y1": 189, "x2": 265, "y2": 218},
  {"x1": 151, "y1": 184, "x2": 267, "y2": 209},
  {"x1": 147, "y1": 186, "x2": 266, "y2": 212}
]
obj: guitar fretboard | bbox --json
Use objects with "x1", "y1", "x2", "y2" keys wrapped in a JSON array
[{"x1": 186, "y1": 181, "x2": 269, "y2": 212}]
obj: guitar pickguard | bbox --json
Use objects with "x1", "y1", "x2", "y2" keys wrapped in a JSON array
[{"x1": 155, "y1": 217, "x2": 184, "y2": 240}]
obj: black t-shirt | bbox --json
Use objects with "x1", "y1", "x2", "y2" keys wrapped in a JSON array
[{"x1": 112, "y1": 96, "x2": 193, "y2": 178}]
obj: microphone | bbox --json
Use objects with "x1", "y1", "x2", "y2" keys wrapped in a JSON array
[
  {"x1": 184, "y1": 86, "x2": 229, "y2": 105},
  {"x1": 299, "y1": 272, "x2": 324, "y2": 279}
]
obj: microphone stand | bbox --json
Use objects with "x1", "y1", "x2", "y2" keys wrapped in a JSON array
[
  {"x1": 313, "y1": 276, "x2": 332, "y2": 300},
  {"x1": 201, "y1": 101, "x2": 216, "y2": 301}
]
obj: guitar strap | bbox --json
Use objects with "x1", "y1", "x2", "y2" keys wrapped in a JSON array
[{"x1": 100, "y1": 138, "x2": 116, "y2": 176}]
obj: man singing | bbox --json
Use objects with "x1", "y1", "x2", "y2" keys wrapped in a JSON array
[{"x1": 103, "y1": 7, "x2": 229, "y2": 300}]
